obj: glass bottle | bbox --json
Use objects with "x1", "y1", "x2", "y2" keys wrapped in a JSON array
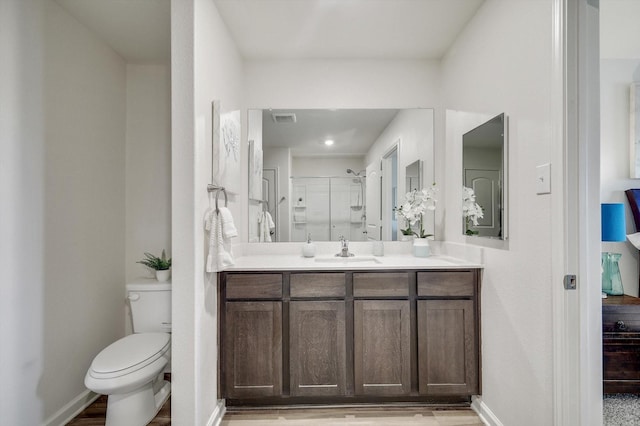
[{"x1": 601, "y1": 252, "x2": 624, "y2": 296}]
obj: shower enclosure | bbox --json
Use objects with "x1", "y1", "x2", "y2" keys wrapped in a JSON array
[{"x1": 290, "y1": 176, "x2": 366, "y2": 242}]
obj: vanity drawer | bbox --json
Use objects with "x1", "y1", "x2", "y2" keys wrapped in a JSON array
[
  {"x1": 290, "y1": 273, "x2": 346, "y2": 298},
  {"x1": 225, "y1": 273, "x2": 283, "y2": 299},
  {"x1": 353, "y1": 272, "x2": 409, "y2": 297},
  {"x1": 417, "y1": 271, "x2": 474, "y2": 297}
]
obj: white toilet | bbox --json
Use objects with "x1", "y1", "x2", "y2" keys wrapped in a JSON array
[{"x1": 85, "y1": 282, "x2": 172, "y2": 426}]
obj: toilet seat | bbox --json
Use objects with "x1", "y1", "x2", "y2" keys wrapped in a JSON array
[
  {"x1": 85, "y1": 333, "x2": 171, "y2": 395},
  {"x1": 89, "y1": 333, "x2": 170, "y2": 379}
]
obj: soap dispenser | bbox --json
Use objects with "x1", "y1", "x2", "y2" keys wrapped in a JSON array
[{"x1": 302, "y1": 233, "x2": 316, "y2": 258}]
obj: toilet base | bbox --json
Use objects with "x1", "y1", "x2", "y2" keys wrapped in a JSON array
[{"x1": 105, "y1": 374, "x2": 170, "y2": 426}]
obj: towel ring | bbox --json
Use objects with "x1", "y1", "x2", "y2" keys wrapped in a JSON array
[{"x1": 215, "y1": 188, "x2": 228, "y2": 212}]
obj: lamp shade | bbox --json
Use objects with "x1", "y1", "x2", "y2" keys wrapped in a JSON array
[{"x1": 602, "y1": 203, "x2": 626, "y2": 242}]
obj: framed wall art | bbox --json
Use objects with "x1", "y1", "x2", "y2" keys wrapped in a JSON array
[{"x1": 212, "y1": 100, "x2": 241, "y2": 194}]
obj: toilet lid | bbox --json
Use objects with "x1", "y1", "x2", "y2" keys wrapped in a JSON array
[{"x1": 91, "y1": 333, "x2": 170, "y2": 376}]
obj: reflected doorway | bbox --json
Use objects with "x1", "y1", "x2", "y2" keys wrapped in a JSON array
[
  {"x1": 382, "y1": 144, "x2": 399, "y2": 241},
  {"x1": 263, "y1": 168, "x2": 278, "y2": 241}
]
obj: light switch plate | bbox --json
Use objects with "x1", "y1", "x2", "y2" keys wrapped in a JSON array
[{"x1": 536, "y1": 163, "x2": 551, "y2": 194}]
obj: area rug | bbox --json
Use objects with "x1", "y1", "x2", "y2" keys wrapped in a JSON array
[{"x1": 604, "y1": 394, "x2": 640, "y2": 425}]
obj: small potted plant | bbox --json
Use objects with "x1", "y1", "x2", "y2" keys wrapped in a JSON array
[
  {"x1": 399, "y1": 225, "x2": 415, "y2": 241},
  {"x1": 396, "y1": 184, "x2": 437, "y2": 256},
  {"x1": 137, "y1": 249, "x2": 172, "y2": 282}
]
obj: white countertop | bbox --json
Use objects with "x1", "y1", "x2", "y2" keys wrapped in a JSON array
[
  {"x1": 221, "y1": 241, "x2": 484, "y2": 271},
  {"x1": 223, "y1": 254, "x2": 482, "y2": 271}
]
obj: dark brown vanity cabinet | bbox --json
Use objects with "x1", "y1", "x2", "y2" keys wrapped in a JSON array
[
  {"x1": 219, "y1": 268, "x2": 481, "y2": 404},
  {"x1": 290, "y1": 300, "x2": 347, "y2": 396},
  {"x1": 222, "y1": 274, "x2": 283, "y2": 398},
  {"x1": 417, "y1": 271, "x2": 479, "y2": 395},
  {"x1": 223, "y1": 301, "x2": 283, "y2": 398},
  {"x1": 289, "y1": 273, "x2": 347, "y2": 397},
  {"x1": 353, "y1": 272, "x2": 411, "y2": 396},
  {"x1": 354, "y1": 300, "x2": 411, "y2": 395}
]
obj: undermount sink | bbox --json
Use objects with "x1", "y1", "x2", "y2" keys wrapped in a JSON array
[{"x1": 314, "y1": 256, "x2": 382, "y2": 264}]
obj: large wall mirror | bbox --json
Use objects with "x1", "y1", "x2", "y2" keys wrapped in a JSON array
[
  {"x1": 247, "y1": 108, "x2": 434, "y2": 243},
  {"x1": 462, "y1": 113, "x2": 508, "y2": 240}
]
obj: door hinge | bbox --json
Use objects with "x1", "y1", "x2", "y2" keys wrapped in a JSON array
[{"x1": 564, "y1": 274, "x2": 577, "y2": 290}]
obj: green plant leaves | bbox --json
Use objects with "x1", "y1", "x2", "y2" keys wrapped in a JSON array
[{"x1": 137, "y1": 250, "x2": 171, "y2": 270}]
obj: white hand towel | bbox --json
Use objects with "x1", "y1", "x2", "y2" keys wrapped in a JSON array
[
  {"x1": 205, "y1": 209, "x2": 235, "y2": 272},
  {"x1": 216, "y1": 213, "x2": 235, "y2": 269},
  {"x1": 258, "y1": 211, "x2": 274, "y2": 242},
  {"x1": 219, "y1": 207, "x2": 238, "y2": 239},
  {"x1": 265, "y1": 211, "x2": 275, "y2": 231},
  {"x1": 204, "y1": 207, "x2": 214, "y2": 231},
  {"x1": 205, "y1": 210, "x2": 216, "y2": 272}
]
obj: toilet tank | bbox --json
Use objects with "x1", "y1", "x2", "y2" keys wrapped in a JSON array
[{"x1": 126, "y1": 281, "x2": 172, "y2": 333}]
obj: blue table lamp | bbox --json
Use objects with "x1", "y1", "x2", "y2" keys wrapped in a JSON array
[{"x1": 602, "y1": 203, "x2": 626, "y2": 296}]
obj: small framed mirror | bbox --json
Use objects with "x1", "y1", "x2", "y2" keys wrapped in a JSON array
[
  {"x1": 462, "y1": 113, "x2": 507, "y2": 240},
  {"x1": 405, "y1": 160, "x2": 422, "y2": 193}
]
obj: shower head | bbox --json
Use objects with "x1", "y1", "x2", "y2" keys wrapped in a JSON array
[{"x1": 347, "y1": 169, "x2": 365, "y2": 179}]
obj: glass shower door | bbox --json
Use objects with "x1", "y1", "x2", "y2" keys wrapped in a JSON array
[
  {"x1": 291, "y1": 178, "x2": 330, "y2": 241},
  {"x1": 331, "y1": 178, "x2": 366, "y2": 241}
]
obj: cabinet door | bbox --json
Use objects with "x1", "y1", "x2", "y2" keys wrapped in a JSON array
[
  {"x1": 224, "y1": 301, "x2": 282, "y2": 398},
  {"x1": 290, "y1": 301, "x2": 346, "y2": 396},
  {"x1": 353, "y1": 300, "x2": 411, "y2": 395},
  {"x1": 418, "y1": 300, "x2": 478, "y2": 395}
]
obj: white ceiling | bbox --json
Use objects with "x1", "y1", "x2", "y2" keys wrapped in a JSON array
[
  {"x1": 55, "y1": 0, "x2": 170, "y2": 63},
  {"x1": 55, "y1": 0, "x2": 484, "y2": 62},
  {"x1": 54, "y1": 0, "x2": 640, "y2": 62},
  {"x1": 213, "y1": 0, "x2": 485, "y2": 59},
  {"x1": 260, "y1": 109, "x2": 400, "y2": 156}
]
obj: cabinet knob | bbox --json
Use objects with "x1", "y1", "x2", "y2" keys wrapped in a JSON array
[{"x1": 616, "y1": 320, "x2": 627, "y2": 331}]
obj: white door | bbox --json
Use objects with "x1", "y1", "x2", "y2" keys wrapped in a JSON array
[
  {"x1": 365, "y1": 161, "x2": 381, "y2": 240},
  {"x1": 464, "y1": 169, "x2": 501, "y2": 237}
]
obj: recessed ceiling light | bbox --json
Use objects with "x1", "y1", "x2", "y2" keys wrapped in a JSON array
[{"x1": 324, "y1": 139, "x2": 334, "y2": 146}]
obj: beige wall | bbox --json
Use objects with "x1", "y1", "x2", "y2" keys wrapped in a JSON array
[
  {"x1": 2, "y1": 2, "x2": 173, "y2": 423},
  {"x1": 441, "y1": 1, "x2": 555, "y2": 424},
  {"x1": 43, "y1": 0, "x2": 127, "y2": 421},
  {"x1": 172, "y1": 0, "x2": 244, "y2": 423},
  {"x1": 125, "y1": 64, "x2": 172, "y2": 283}
]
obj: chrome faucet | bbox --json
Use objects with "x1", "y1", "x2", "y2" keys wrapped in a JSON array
[{"x1": 336, "y1": 235, "x2": 354, "y2": 257}]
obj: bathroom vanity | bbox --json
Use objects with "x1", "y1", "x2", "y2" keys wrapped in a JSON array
[{"x1": 218, "y1": 256, "x2": 482, "y2": 406}]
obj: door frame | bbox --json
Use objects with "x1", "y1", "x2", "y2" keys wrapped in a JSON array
[
  {"x1": 552, "y1": 0, "x2": 602, "y2": 425},
  {"x1": 381, "y1": 142, "x2": 400, "y2": 241}
]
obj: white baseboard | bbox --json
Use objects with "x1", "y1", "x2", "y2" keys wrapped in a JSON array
[
  {"x1": 44, "y1": 389, "x2": 100, "y2": 426},
  {"x1": 471, "y1": 395, "x2": 504, "y2": 426},
  {"x1": 206, "y1": 399, "x2": 227, "y2": 426}
]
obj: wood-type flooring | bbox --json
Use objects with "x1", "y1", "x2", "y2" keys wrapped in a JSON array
[
  {"x1": 69, "y1": 401, "x2": 484, "y2": 425},
  {"x1": 68, "y1": 372, "x2": 483, "y2": 426}
]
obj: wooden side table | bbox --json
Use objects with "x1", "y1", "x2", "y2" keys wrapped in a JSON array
[{"x1": 603, "y1": 295, "x2": 640, "y2": 393}]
